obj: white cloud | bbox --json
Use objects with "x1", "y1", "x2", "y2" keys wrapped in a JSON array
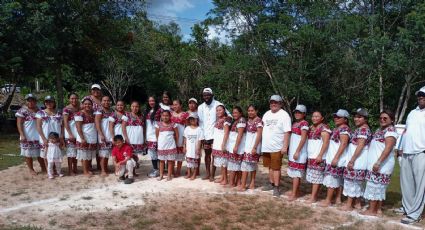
[
  {"x1": 207, "y1": 25, "x2": 230, "y2": 44},
  {"x1": 147, "y1": 0, "x2": 195, "y2": 18}
]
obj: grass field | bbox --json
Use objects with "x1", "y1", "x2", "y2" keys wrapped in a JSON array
[{"x1": 0, "y1": 134, "x2": 23, "y2": 170}]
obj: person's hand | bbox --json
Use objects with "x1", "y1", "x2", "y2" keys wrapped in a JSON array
[
  {"x1": 42, "y1": 138, "x2": 48, "y2": 147},
  {"x1": 115, "y1": 164, "x2": 119, "y2": 174},
  {"x1": 81, "y1": 138, "x2": 87, "y2": 145},
  {"x1": 396, "y1": 149, "x2": 403, "y2": 157},
  {"x1": 69, "y1": 134, "x2": 76, "y2": 142},
  {"x1": 182, "y1": 147, "x2": 186, "y2": 154},
  {"x1": 196, "y1": 149, "x2": 201, "y2": 158},
  {"x1": 60, "y1": 139, "x2": 65, "y2": 149},
  {"x1": 280, "y1": 147, "x2": 288, "y2": 155},
  {"x1": 293, "y1": 151, "x2": 300, "y2": 161},
  {"x1": 347, "y1": 161, "x2": 354, "y2": 171},
  {"x1": 331, "y1": 157, "x2": 339, "y2": 167},
  {"x1": 251, "y1": 148, "x2": 257, "y2": 156},
  {"x1": 315, "y1": 155, "x2": 322, "y2": 164},
  {"x1": 221, "y1": 144, "x2": 226, "y2": 152},
  {"x1": 100, "y1": 134, "x2": 106, "y2": 143},
  {"x1": 20, "y1": 135, "x2": 27, "y2": 142},
  {"x1": 373, "y1": 162, "x2": 381, "y2": 172},
  {"x1": 233, "y1": 146, "x2": 238, "y2": 154}
]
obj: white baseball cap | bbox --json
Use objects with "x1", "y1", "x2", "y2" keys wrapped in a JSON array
[
  {"x1": 44, "y1": 95, "x2": 55, "y2": 101},
  {"x1": 294, "y1": 104, "x2": 307, "y2": 113},
  {"x1": 354, "y1": 108, "x2": 369, "y2": 117},
  {"x1": 188, "y1": 113, "x2": 199, "y2": 119},
  {"x1": 415, "y1": 86, "x2": 425, "y2": 96},
  {"x1": 188, "y1": 98, "x2": 198, "y2": 104},
  {"x1": 333, "y1": 109, "x2": 350, "y2": 118},
  {"x1": 25, "y1": 94, "x2": 37, "y2": 100},
  {"x1": 269, "y1": 95, "x2": 282, "y2": 102},
  {"x1": 202, "y1": 88, "x2": 213, "y2": 94},
  {"x1": 91, "y1": 84, "x2": 101, "y2": 90}
]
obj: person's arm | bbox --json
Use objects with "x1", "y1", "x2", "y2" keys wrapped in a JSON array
[
  {"x1": 293, "y1": 129, "x2": 308, "y2": 160},
  {"x1": 347, "y1": 138, "x2": 366, "y2": 170},
  {"x1": 121, "y1": 117, "x2": 129, "y2": 143},
  {"x1": 222, "y1": 124, "x2": 230, "y2": 152},
  {"x1": 60, "y1": 120, "x2": 65, "y2": 148},
  {"x1": 173, "y1": 125, "x2": 179, "y2": 146},
  {"x1": 373, "y1": 136, "x2": 397, "y2": 172},
  {"x1": 75, "y1": 120, "x2": 86, "y2": 144},
  {"x1": 331, "y1": 134, "x2": 349, "y2": 167},
  {"x1": 183, "y1": 136, "x2": 187, "y2": 154},
  {"x1": 252, "y1": 126, "x2": 263, "y2": 155},
  {"x1": 63, "y1": 112, "x2": 75, "y2": 141},
  {"x1": 108, "y1": 117, "x2": 115, "y2": 142},
  {"x1": 36, "y1": 116, "x2": 47, "y2": 146},
  {"x1": 16, "y1": 117, "x2": 26, "y2": 141},
  {"x1": 155, "y1": 125, "x2": 160, "y2": 140},
  {"x1": 316, "y1": 131, "x2": 330, "y2": 163},
  {"x1": 233, "y1": 126, "x2": 245, "y2": 154},
  {"x1": 95, "y1": 113, "x2": 105, "y2": 143},
  {"x1": 281, "y1": 132, "x2": 290, "y2": 155}
]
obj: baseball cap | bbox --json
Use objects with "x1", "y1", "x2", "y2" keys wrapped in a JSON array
[
  {"x1": 294, "y1": 104, "x2": 307, "y2": 113},
  {"x1": 333, "y1": 109, "x2": 350, "y2": 118},
  {"x1": 25, "y1": 94, "x2": 37, "y2": 100},
  {"x1": 91, "y1": 84, "x2": 101, "y2": 90},
  {"x1": 44, "y1": 95, "x2": 55, "y2": 101},
  {"x1": 202, "y1": 88, "x2": 213, "y2": 94},
  {"x1": 354, "y1": 108, "x2": 369, "y2": 117},
  {"x1": 188, "y1": 98, "x2": 198, "y2": 104},
  {"x1": 415, "y1": 86, "x2": 425, "y2": 96},
  {"x1": 269, "y1": 95, "x2": 282, "y2": 102},
  {"x1": 188, "y1": 113, "x2": 199, "y2": 119}
]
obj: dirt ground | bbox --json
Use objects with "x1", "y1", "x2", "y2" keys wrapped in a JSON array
[{"x1": 0, "y1": 157, "x2": 420, "y2": 230}]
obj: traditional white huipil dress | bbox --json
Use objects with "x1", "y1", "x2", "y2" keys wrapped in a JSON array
[
  {"x1": 226, "y1": 118, "x2": 246, "y2": 172},
  {"x1": 323, "y1": 125, "x2": 351, "y2": 188},
  {"x1": 171, "y1": 111, "x2": 189, "y2": 161},
  {"x1": 75, "y1": 112, "x2": 97, "y2": 160},
  {"x1": 82, "y1": 95, "x2": 101, "y2": 111},
  {"x1": 36, "y1": 110, "x2": 63, "y2": 158},
  {"x1": 184, "y1": 126, "x2": 204, "y2": 168},
  {"x1": 15, "y1": 107, "x2": 40, "y2": 157},
  {"x1": 63, "y1": 107, "x2": 78, "y2": 157},
  {"x1": 212, "y1": 116, "x2": 232, "y2": 167},
  {"x1": 343, "y1": 126, "x2": 372, "y2": 198},
  {"x1": 95, "y1": 108, "x2": 113, "y2": 158},
  {"x1": 306, "y1": 123, "x2": 332, "y2": 184},
  {"x1": 156, "y1": 122, "x2": 178, "y2": 161},
  {"x1": 122, "y1": 112, "x2": 145, "y2": 154},
  {"x1": 287, "y1": 120, "x2": 309, "y2": 178},
  {"x1": 241, "y1": 117, "x2": 263, "y2": 172},
  {"x1": 145, "y1": 109, "x2": 161, "y2": 160},
  {"x1": 47, "y1": 142, "x2": 63, "y2": 163},
  {"x1": 108, "y1": 111, "x2": 125, "y2": 137},
  {"x1": 363, "y1": 126, "x2": 398, "y2": 201}
]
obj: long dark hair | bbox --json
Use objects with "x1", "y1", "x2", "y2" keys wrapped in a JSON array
[
  {"x1": 144, "y1": 96, "x2": 160, "y2": 122},
  {"x1": 217, "y1": 104, "x2": 227, "y2": 117},
  {"x1": 230, "y1": 106, "x2": 244, "y2": 127},
  {"x1": 380, "y1": 109, "x2": 395, "y2": 126}
]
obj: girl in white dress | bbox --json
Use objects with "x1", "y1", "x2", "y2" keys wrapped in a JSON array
[
  {"x1": 240, "y1": 105, "x2": 263, "y2": 191},
  {"x1": 63, "y1": 93, "x2": 79, "y2": 175},
  {"x1": 320, "y1": 109, "x2": 351, "y2": 207},
  {"x1": 362, "y1": 110, "x2": 397, "y2": 216},
  {"x1": 16, "y1": 94, "x2": 44, "y2": 175},
  {"x1": 287, "y1": 106, "x2": 309, "y2": 201},
  {"x1": 36, "y1": 96, "x2": 63, "y2": 171},
  {"x1": 342, "y1": 109, "x2": 372, "y2": 211},
  {"x1": 46, "y1": 132, "x2": 64, "y2": 179},
  {"x1": 144, "y1": 96, "x2": 161, "y2": 177},
  {"x1": 227, "y1": 106, "x2": 246, "y2": 188},
  {"x1": 171, "y1": 99, "x2": 189, "y2": 177},
  {"x1": 75, "y1": 98, "x2": 98, "y2": 176},
  {"x1": 156, "y1": 110, "x2": 179, "y2": 181},
  {"x1": 95, "y1": 96, "x2": 113, "y2": 176},
  {"x1": 108, "y1": 100, "x2": 126, "y2": 138},
  {"x1": 122, "y1": 101, "x2": 145, "y2": 160},
  {"x1": 306, "y1": 111, "x2": 331, "y2": 203},
  {"x1": 183, "y1": 114, "x2": 203, "y2": 180},
  {"x1": 212, "y1": 105, "x2": 231, "y2": 185}
]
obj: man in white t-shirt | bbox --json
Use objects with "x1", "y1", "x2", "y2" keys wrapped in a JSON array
[
  {"x1": 261, "y1": 95, "x2": 292, "y2": 197},
  {"x1": 399, "y1": 86, "x2": 425, "y2": 225},
  {"x1": 198, "y1": 88, "x2": 225, "y2": 181}
]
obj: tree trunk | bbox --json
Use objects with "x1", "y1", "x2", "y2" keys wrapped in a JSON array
[
  {"x1": 398, "y1": 83, "x2": 411, "y2": 124},
  {"x1": 3, "y1": 84, "x2": 16, "y2": 112},
  {"x1": 395, "y1": 81, "x2": 407, "y2": 123},
  {"x1": 56, "y1": 64, "x2": 64, "y2": 109}
]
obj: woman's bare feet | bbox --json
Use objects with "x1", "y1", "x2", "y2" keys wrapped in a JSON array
[
  {"x1": 190, "y1": 176, "x2": 196, "y2": 180},
  {"x1": 306, "y1": 198, "x2": 317, "y2": 204},
  {"x1": 29, "y1": 170, "x2": 37, "y2": 176},
  {"x1": 100, "y1": 172, "x2": 108, "y2": 177},
  {"x1": 248, "y1": 184, "x2": 255, "y2": 190},
  {"x1": 361, "y1": 209, "x2": 377, "y2": 216},
  {"x1": 319, "y1": 200, "x2": 331, "y2": 207},
  {"x1": 339, "y1": 205, "x2": 354, "y2": 212},
  {"x1": 202, "y1": 175, "x2": 210, "y2": 180},
  {"x1": 284, "y1": 191, "x2": 293, "y2": 196}
]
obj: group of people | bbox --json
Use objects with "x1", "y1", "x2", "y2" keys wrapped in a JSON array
[{"x1": 15, "y1": 83, "x2": 425, "y2": 224}]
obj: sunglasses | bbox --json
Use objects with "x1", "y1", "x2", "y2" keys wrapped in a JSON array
[{"x1": 379, "y1": 117, "x2": 389, "y2": 121}]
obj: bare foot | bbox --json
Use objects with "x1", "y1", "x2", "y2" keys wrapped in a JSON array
[
  {"x1": 361, "y1": 209, "x2": 377, "y2": 216},
  {"x1": 354, "y1": 203, "x2": 362, "y2": 210},
  {"x1": 220, "y1": 181, "x2": 228, "y2": 186},
  {"x1": 157, "y1": 176, "x2": 163, "y2": 181},
  {"x1": 237, "y1": 186, "x2": 246, "y2": 192},
  {"x1": 249, "y1": 184, "x2": 255, "y2": 190},
  {"x1": 166, "y1": 177, "x2": 172, "y2": 181},
  {"x1": 70, "y1": 172, "x2": 76, "y2": 176},
  {"x1": 339, "y1": 205, "x2": 354, "y2": 212},
  {"x1": 319, "y1": 200, "x2": 331, "y2": 207},
  {"x1": 288, "y1": 196, "x2": 298, "y2": 202},
  {"x1": 190, "y1": 176, "x2": 196, "y2": 180},
  {"x1": 214, "y1": 178, "x2": 222, "y2": 183},
  {"x1": 29, "y1": 170, "x2": 37, "y2": 176},
  {"x1": 209, "y1": 177, "x2": 215, "y2": 182},
  {"x1": 284, "y1": 191, "x2": 293, "y2": 196},
  {"x1": 306, "y1": 198, "x2": 317, "y2": 204},
  {"x1": 377, "y1": 208, "x2": 383, "y2": 216},
  {"x1": 100, "y1": 172, "x2": 108, "y2": 177},
  {"x1": 335, "y1": 199, "x2": 342, "y2": 206},
  {"x1": 83, "y1": 173, "x2": 92, "y2": 177},
  {"x1": 202, "y1": 175, "x2": 210, "y2": 180}
]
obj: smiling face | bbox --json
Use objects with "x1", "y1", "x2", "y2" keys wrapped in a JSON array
[
  {"x1": 26, "y1": 98, "x2": 37, "y2": 109},
  {"x1": 116, "y1": 101, "x2": 125, "y2": 112},
  {"x1": 69, "y1": 94, "x2": 79, "y2": 107},
  {"x1": 172, "y1": 100, "x2": 182, "y2": 112},
  {"x1": 188, "y1": 101, "x2": 198, "y2": 111},
  {"x1": 294, "y1": 111, "x2": 305, "y2": 121},
  {"x1": 311, "y1": 111, "x2": 324, "y2": 125},
  {"x1": 379, "y1": 113, "x2": 393, "y2": 128},
  {"x1": 148, "y1": 97, "x2": 156, "y2": 108},
  {"x1": 161, "y1": 111, "x2": 171, "y2": 122},
  {"x1": 101, "y1": 96, "x2": 111, "y2": 109},
  {"x1": 216, "y1": 106, "x2": 225, "y2": 118},
  {"x1": 247, "y1": 106, "x2": 257, "y2": 119},
  {"x1": 82, "y1": 99, "x2": 93, "y2": 112},
  {"x1": 269, "y1": 100, "x2": 281, "y2": 113},
  {"x1": 202, "y1": 93, "x2": 213, "y2": 104},
  {"x1": 353, "y1": 115, "x2": 367, "y2": 127},
  {"x1": 162, "y1": 93, "x2": 170, "y2": 105},
  {"x1": 232, "y1": 108, "x2": 242, "y2": 120},
  {"x1": 333, "y1": 115, "x2": 347, "y2": 126},
  {"x1": 44, "y1": 100, "x2": 56, "y2": 110},
  {"x1": 130, "y1": 102, "x2": 140, "y2": 114},
  {"x1": 91, "y1": 88, "x2": 101, "y2": 98}
]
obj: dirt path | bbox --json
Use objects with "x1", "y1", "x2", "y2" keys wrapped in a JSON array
[{"x1": 0, "y1": 158, "x2": 419, "y2": 230}]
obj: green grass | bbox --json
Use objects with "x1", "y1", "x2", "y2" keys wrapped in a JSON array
[
  {"x1": 386, "y1": 162, "x2": 402, "y2": 208},
  {"x1": 0, "y1": 134, "x2": 22, "y2": 170}
]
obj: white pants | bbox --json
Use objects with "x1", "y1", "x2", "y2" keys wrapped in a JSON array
[
  {"x1": 48, "y1": 162, "x2": 61, "y2": 177},
  {"x1": 118, "y1": 159, "x2": 136, "y2": 179}
]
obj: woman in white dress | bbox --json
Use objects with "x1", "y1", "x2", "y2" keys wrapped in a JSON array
[
  {"x1": 122, "y1": 101, "x2": 145, "y2": 160},
  {"x1": 36, "y1": 96, "x2": 63, "y2": 171},
  {"x1": 159, "y1": 91, "x2": 172, "y2": 111},
  {"x1": 227, "y1": 106, "x2": 246, "y2": 188},
  {"x1": 212, "y1": 105, "x2": 231, "y2": 185},
  {"x1": 306, "y1": 111, "x2": 331, "y2": 203},
  {"x1": 95, "y1": 95, "x2": 113, "y2": 176},
  {"x1": 63, "y1": 93, "x2": 79, "y2": 175},
  {"x1": 171, "y1": 99, "x2": 189, "y2": 177},
  {"x1": 16, "y1": 94, "x2": 44, "y2": 175},
  {"x1": 287, "y1": 105, "x2": 309, "y2": 201},
  {"x1": 320, "y1": 109, "x2": 351, "y2": 207},
  {"x1": 240, "y1": 105, "x2": 263, "y2": 191},
  {"x1": 108, "y1": 100, "x2": 126, "y2": 138},
  {"x1": 144, "y1": 96, "x2": 161, "y2": 177},
  {"x1": 75, "y1": 98, "x2": 98, "y2": 176},
  {"x1": 342, "y1": 108, "x2": 372, "y2": 211},
  {"x1": 362, "y1": 110, "x2": 397, "y2": 216},
  {"x1": 156, "y1": 110, "x2": 179, "y2": 181}
]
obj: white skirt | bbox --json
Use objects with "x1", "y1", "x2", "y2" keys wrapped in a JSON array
[
  {"x1": 77, "y1": 149, "x2": 95, "y2": 160},
  {"x1": 343, "y1": 179, "x2": 364, "y2": 198},
  {"x1": 214, "y1": 156, "x2": 227, "y2": 168},
  {"x1": 287, "y1": 168, "x2": 304, "y2": 179},
  {"x1": 241, "y1": 162, "x2": 257, "y2": 172},
  {"x1": 363, "y1": 181, "x2": 387, "y2": 201},
  {"x1": 306, "y1": 168, "x2": 324, "y2": 184},
  {"x1": 323, "y1": 174, "x2": 343, "y2": 188}
]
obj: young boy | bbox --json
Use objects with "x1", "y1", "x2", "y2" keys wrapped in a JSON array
[{"x1": 111, "y1": 135, "x2": 136, "y2": 184}]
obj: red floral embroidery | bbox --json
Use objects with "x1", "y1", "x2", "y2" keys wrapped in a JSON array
[
  {"x1": 246, "y1": 117, "x2": 263, "y2": 133},
  {"x1": 76, "y1": 142, "x2": 98, "y2": 150},
  {"x1": 324, "y1": 164, "x2": 344, "y2": 177},
  {"x1": 230, "y1": 117, "x2": 246, "y2": 132},
  {"x1": 186, "y1": 157, "x2": 200, "y2": 164},
  {"x1": 110, "y1": 111, "x2": 124, "y2": 126},
  {"x1": 99, "y1": 141, "x2": 113, "y2": 150},
  {"x1": 130, "y1": 143, "x2": 145, "y2": 152},
  {"x1": 212, "y1": 149, "x2": 227, "y2": 158},
  {"x1": 98, "y1": 109, "x2": 113, "y2": 119},
  {"x1": 171, "y1": 112, "x2": 189, "y2": 125},
  {"x1": 343, "y1": 168, "x2": 366, "y2": 181},
  {"x1": 228, "y1": 152, "x2": 243, "y2": 161},
  {"x1": 176, "y1": 146, "x2": 184, "y2": 154},
  {"x1": 366, "y1": 171, "x2": 391, "y2": 185},
  {"x1": 146, "y1": 141, "x2": 157, "y2": 150},
  {"x1": 330, "y1": 125, "x2": 351, "y2": 143},
  {"x1": 158, "y1": 122, "x2": 175, "y2": 132},
  {"x1": 288, "y1": 161, "x2": 307, "y2": 171},
  {"x1": 75, "y1": 112, "x2": 95, "y2": 124},
  {"x1": 242, "y1": 153, "x2": 260, "y2": 162},
  {"x1": 124, "y1": 112, "x2": 144, "y2": 126},
  {"x1": 37, "y1": 110, "x2": 62, "y2": 123},
  {"x1": 351, "y1": 127, "x2": 372, "y2": 145},
  {"x1": 373, "y1": 126, "x2": 396, "y2": 143},
  {"x1": 308, "y1": 123, "x2": 330, "y2": 140},
  {"x1": 16, "y1": 107, "x2": 39, "y2": 121},
  {"x1": 214, "y1": 117, "x2": 232, "y2": 130},
  {"x1": 158, "y1": 148, "x2": 177, "y2": 155},
  {"x1": 63, "y1": 107, "x2": 76, "y2": 120},
  {"x1": 292, "y1": 120, "x2": 309, "y2": 135},
  {"x1": 307, "y1": 159, "x2": 326, "y2": 171},
  {"x1": 20, "y1": 140, "x2": 40, "y2": 149}
]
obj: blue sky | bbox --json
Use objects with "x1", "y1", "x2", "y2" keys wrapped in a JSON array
[{"x1": 146, "y1": 0, "x2": 215, "y2": 41}]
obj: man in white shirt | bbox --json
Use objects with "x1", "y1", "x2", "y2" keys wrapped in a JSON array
[
  {"x1": 198, "y1": 88, "x2": 225, "y2": 181},
  {"x1": 400, "y1": 86, "x2": 425, "y2": 225},
  {"x1": 261, "y1": 95, "x2": 291, "y2": 197}
]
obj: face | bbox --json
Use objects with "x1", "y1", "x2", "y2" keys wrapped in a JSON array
[
  {"x1": 148, "y1": 97, "x2": 156, "y2": 108},
  {"x1": 91, "y1": 88, "x2": 101, "y2": 97},
  {"x1": 269, "y1": 100, "x2": 281, "y2": 112},
  {"x1": 49, "y1": 137, "x2": 58, "y2": 143},
  {"x1": 161, "y1": 112, "x2": 170, "y2": 122},
  {"x1": 69, "y1": 95, "x2": 79, "y2": 107},
  {"x1": 116, "y1": 101, "x2": 125, "y2": 112},
  {"x1": 189, "y1": 118, "x2": 197, "y2": 126},
  {"x1": 353, "y1": 115, "x2": 367, "y2": 127},
  {"x1": 101, "y1": 96, "x2": 111, "y2": 109},
  {"x1": 333, "y1": 115, "x2": 347, "y2": 126},
  {"x1": 232, "y1": 109, "x2": 241, "y2": 120},
  {"x1": 202, "y1": 93, "x2": 212, "y2": 104},
  {"x1": 418, "y1": 95, "x2": 425, "y2": 109},
  {"x1": 26, "y1": 98, "x2": 37, "y2": 109},
  {"x1": 247, "y1": 106, "x2": 257, "y2": 119},
  {"x1": 216, "y1": 106, "x2": 225, "y2": 118},
  {"x1": 311, "y1": 112, "x2": 324, "y2": 125},
  {"x1": 82, "y1": 100, "x2": 93, "y2": 111},
  {"x1": 379, "y1": 113, "x2": 393, "y2": 128},
  {"x1": 172, "y1": 100, "x2": 182, "y2": 112},
  {"x1": 188, "y1": 101, "x2": 198, "y2": 111},
  {"x1": 162, "y1": 94, "x2": 170, "y2": 105},
  {"x1": 131, "y1": 102, "x2": 140, "y2": 114},
  {"x1": 114, "y1": 139, "x2": 124, "y2": 148},
  {"x1": 44, "y1": 100, "x2": 55, "y2": 109},
  {"x1": 294, "y1": 111, "x2": 305, "y2": 121}
]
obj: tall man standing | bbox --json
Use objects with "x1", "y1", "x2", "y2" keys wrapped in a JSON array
[
  {"x1": 261, "y1": 95, "x2": 292, "y2": 197},
  {"x1": 400, "y1": 86, "x2": 425, "y2": 225}
]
